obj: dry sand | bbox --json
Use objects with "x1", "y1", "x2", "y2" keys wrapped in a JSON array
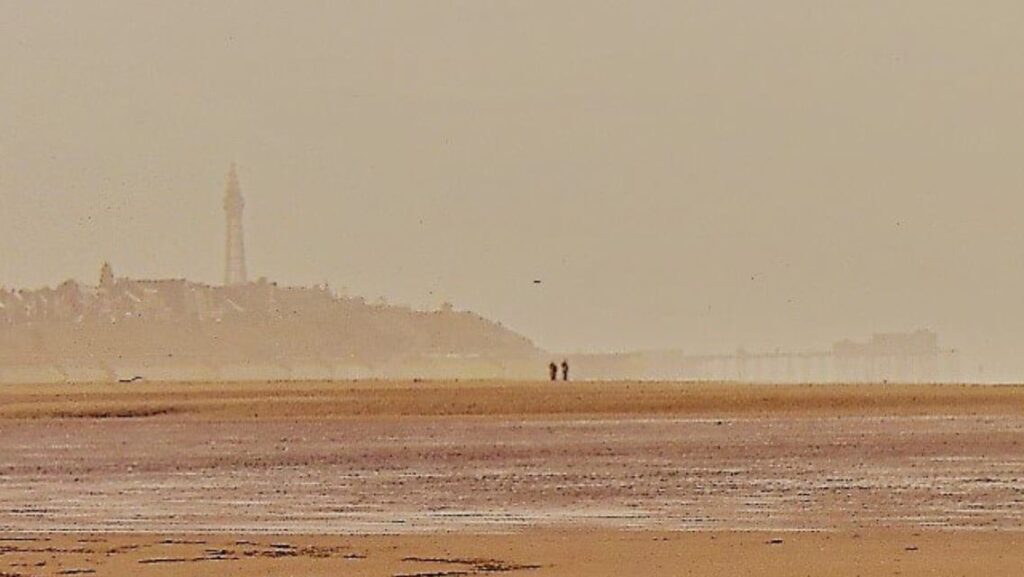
[
  {"x1": 2, "y1": 530, "x2": 1023, "y2": 576},
  {"x1": 2, "y1": 380, "x2": 1024, "y2": 575}
]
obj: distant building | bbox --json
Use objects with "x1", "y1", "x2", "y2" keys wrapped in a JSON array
[
  {"x1": 223, "y1": 163, "x2": 247, "y2": 286},
  {"x1": 832, "y1": 330, "x2": 939, "y2": 358},
  {"x1": 99, "y1": 262, "x2": 115, "y2": 289},
  {"x1": 0, "y1": 167, "x2": 541, "y2": 382}
]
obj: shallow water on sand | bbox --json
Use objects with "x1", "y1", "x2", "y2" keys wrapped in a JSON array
[{"x1": 1, "y1": 414, "x2": 1023, "y2": 533}]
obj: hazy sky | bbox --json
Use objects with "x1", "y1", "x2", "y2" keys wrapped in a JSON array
[{"x1": 3, "y1": 2, "x2": 1024, "y2": 370}]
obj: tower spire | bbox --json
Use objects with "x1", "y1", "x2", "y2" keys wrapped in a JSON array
[{"x1": 223, "y1": 163, "x2": 248, "y2": 286}]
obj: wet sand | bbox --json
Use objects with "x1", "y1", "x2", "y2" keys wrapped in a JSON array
[{"x1": 2, "y1": 380, "x2": 1024, "y2": 575}]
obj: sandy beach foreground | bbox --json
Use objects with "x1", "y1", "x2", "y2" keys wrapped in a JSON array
[
  {"x1": 2, "y1": 530, "x2": 1023, "y2": 576},
  {"x1": 2, "y1": 380, "x2": 1024, "y2": 575}
]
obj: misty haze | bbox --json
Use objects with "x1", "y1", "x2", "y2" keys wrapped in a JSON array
[
  {"x1": 3, "y1": 2, "x2": 1024, "y2": 576},
  {"x1": 4, "y1": 2, "x2": 1024, "y2": 381}
]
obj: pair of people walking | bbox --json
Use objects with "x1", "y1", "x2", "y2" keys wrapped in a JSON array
[{"x1": 549, "y1": 359, "x2": 569, "y2": 381}]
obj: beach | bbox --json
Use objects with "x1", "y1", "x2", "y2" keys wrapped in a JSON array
[{"x1": 1, "y1": 380, "x2": 1022, "y2": 575}]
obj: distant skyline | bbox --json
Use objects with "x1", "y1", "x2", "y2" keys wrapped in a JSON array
[{"x1": 3, "y1": 2, "x2": 1024, "y2": 378}]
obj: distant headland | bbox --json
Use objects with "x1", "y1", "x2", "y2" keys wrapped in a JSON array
[{"x1": 0, "y1": 166, "x2": 541, "y2": 382}]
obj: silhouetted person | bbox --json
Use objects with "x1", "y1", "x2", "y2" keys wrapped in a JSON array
[
  {"x1": 561, "y1": 359, "x2": 569, "y2": 381},
  {"x1": 549, "y1": 362, "x2": 558, "y2": 381}
]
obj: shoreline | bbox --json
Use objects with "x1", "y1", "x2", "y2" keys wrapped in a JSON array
[{"x1": 3, "y1": 380, "x2": 1024, "y2": 420}]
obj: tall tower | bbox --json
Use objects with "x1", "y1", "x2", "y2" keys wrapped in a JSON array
[{"x1": 223, "y1": 163, "x2": 248, "y2": 286}]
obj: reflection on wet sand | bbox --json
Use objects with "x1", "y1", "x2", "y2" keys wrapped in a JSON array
[{"x1": 2, "y1": 413, "x2": 1024, "y2": 533}]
